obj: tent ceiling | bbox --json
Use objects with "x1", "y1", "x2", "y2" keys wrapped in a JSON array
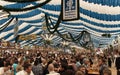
[{"x1": 0, "y1": 0, "x2": 120, "y2": 48}]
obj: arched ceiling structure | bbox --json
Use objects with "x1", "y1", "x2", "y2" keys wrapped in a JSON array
[{"x1": 0, "y1": 0, "x2": 120, "y2": 48}]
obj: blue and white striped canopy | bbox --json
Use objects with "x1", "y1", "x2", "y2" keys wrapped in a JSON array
[{"x1": 0, "y1": 0, "x2": 120, "y2": 47}]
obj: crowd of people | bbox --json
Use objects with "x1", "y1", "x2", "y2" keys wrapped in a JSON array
[{"x1": 0, "y1": 49, "x2": 119, "y2": 75}]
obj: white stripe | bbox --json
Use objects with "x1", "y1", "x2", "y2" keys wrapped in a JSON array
[
  {"x1": 31, "y1": 29, "x2": 42, "y2": 34},
  {"x1": 0, "y1": 0, "x2": 47, "y2": 6},
  {"x1": 38, "y1": 8, "x2": 60, "y2": 15},
  {"x1": 81, "y1": 0, "x2": 120, "y2": 15},
  {"x1": 50, "y1": 11, "x2": 120, "y2": 25},
  {"x1": 20, "y1": 41, "x2": 26, "y2": 44},
  {"x1": 19, "y1": 23, "x2": 29, "y2": 30},
  {"x1": 10, "y1": 4, "x2": 39, "y2": 15},
  {"x1": 0, "y1": 1, "x2": 15, "y2": 6},
  {"x1": 32, "y1": 0, "x2": 47, "y2": 4},
  {"x1": 80, "y1": 13, "x2": 120, "y2": 25},
  {"x1": 5, "y1": 35, "x2": 14, "y2": 41},
  {"x1": 0, "y1": 18, "x2": 14, "y2": 28},
  {"x1": 80, "y1": 20, "x2": 120, "y2": 31},
  {"x1": 47, "y1": 0, "x2": 61, "y2": 5},
  {"x1": 61, "y1": 23, "x2": 84, "y2": 28},
  {"x1": 18, "y1": 23, "x2": 42, "y2": 35},
  {"x1": 51, "y1": 19, "x2": 83, "y2": 28},
  {"x1": 83, "y1": 27, "x2": 104, "y2": 36},
  {"x1": 0, "y1": 30, "x2": 14, "y2": 41},
  {"x1": 18, "y1": 27, "x2": 38, "y2": 35},
  {"x1": 18, "y1": 13, "x2": 44, "y2": 21},
  {"x1": 27, "y1": 22, "x2": 43, "y2": 25},
  {"x1": 0, "y1": 32, "x2": 9, "y2": 39},
  {"x1": 84, "y1": 26, "x2": 120, "y2": 36},
  {"x1": 51, "y1": 14, "x2": 120, "y2": 26}
]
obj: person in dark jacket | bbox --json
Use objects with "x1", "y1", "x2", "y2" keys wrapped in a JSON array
[
  {"x1": 98, "y1": 57, "x2": 107, "y2": 75},
  {"x1": 32, "y1": 58, "x2": 43, "y2": 75},
  {"x1": 115, "y1": 53, "x2": 120, "y2": 75}
]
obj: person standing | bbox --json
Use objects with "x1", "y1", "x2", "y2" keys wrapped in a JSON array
[
  {"x1": 46, "y1": 64, "x2": 60, "y2": 75},
  {"x1": 115, "y1": 52, "x2": 120, "y2": 75},
  {"x1": 0, "y1": 61, "x2": 12, "y2": 75},
  {"x1": 16, "y1": 63, "x2": 34, "y2": 75},
  {"x1": 108, "y1": 55, "x2": 112, "y2": 68},
  {"x1": 98, "y1": 57, "x2": 107, "y2": 75},
  {"x1": 32, "y1": 58, "x2": 43, "y2": 75}
]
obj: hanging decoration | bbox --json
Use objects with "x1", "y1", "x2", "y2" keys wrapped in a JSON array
[
  {"x1": 101, "y1": 33, "x2": 111, "y2": 38},
  {"x1": 61, "y1": 0, "x2": 79, "y2": 21},
  {"x1": 18, "y1": 34, "x2": 37, "y2": 40},
  {"x1": 55, "y1": 30, "x2": 93, "y2": 49},
  {"x1": 45, "y1": 13, "x2": 62, "y2": 34},
  {"x1": 14, "y1": 18, "x2": 19, "y2": 37},
  {"x1": 42, "y1": 21, "x2": 47, "y2": 30},
  {"x1": 41, "y1": 34, "x2": 54, "y2": 46}
]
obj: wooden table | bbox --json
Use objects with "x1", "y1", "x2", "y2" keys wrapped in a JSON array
[{"x1": 88, "y1": 71, "x2": 99, "y2": 75}]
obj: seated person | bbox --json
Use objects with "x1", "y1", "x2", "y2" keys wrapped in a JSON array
[{"x1": 103, "y1": 68, "x2": 111, "y2": 75}]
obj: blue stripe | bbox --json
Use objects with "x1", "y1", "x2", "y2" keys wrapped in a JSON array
[
  {"x1": 80, "y1": 17, "x2": 120, "y2": 28},
  {"x1": 21, "y1": 19, "x2": 44, "y2": 23},
  {"x1": 84, "y1": 24, "x2": 120, "y2": 33},
  {"x1": 41, "y1": 4, "x2": 120, "y2": 21},
  {"x1": 12, "y1": 9, "x2": 41, "y2": 18},
  {"x1": 41, "y1": 4, "x2": 61, "y2": 11},
  {"x1": 40, "y1": 6, "x2": 120, "y2": 21},
  {"x1": 9, "y1": 38, "x2": 15, "y2": 42},
  {"x1": 52, "y1": 17, "x2": 120, "y2": 28},
  {"x1": 23, "y1": 28, "x2": 40, "y2": 35},
  {"x1": 80, "y1": 7, "x2": 120, "y2": 21},
  {"x1": 18, "y1": 27, "x2": 41, "y2": 35},
  {"x1": 0, "y1": 17, "x2": 11, "y2": 25},
  {"x1": 4, "y1": 3, "x2": 31, "y2": 9},
  {"x1": 4, "y1": 33, "x2": 13, "y2": 39},
  {"x1": 83, "y1": 0, "x2": 120, "y2": 7},
  {"x1": 51, "y1": 20, "x2": 83, "y2": 28},
  {"x1": 18, "y1": 25, "x2": 31, "y2": 33},
  {"x1": 3, "y1": 25, "x2": 14, "y2": 32}
]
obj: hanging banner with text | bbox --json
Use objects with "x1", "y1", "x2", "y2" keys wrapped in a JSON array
[{"x1": 62, "y1": 0, "x2": 79, "y2": 21}]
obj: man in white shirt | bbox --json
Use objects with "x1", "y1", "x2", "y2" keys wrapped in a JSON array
[
  {"x1": 0, "y1": 62, "x2": 11, "y2": 75},
  {"x1": 46, "y1": 64, "x2": 60, "y2": 75},
  {"x1": 16, "y1": 63, "x2": 34, "y2": 75}
]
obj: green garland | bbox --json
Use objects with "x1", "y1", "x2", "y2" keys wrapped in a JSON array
[
  {"x1": 45, "y1": 13, "x2": 62, "y2": 34},
  {"x1": 48, "y1": 16, "x2": 56, "y2": 29},
  {"x1": 0, "y1": 0, "x2": 51, "y2": 12},
  {"x1": 101, "y1": 33, "x2": 111, "y2": 38},
  {"x1": 44, "y1": 13, "x2": 92, "y2": 48},
  {"x1": 56, "y1": 31, "x2": 72, "y2": 42}
]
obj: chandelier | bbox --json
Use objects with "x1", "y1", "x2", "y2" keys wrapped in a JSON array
[
  {"x1": 41, "y1": 34, "x2": 54, "y2": 41},
  {"x1": 61, "y1": 41, "x2": 70, "y2": 47},
  {"x1": 41, "y1": 34, "x2": 55, "y2": 45}
]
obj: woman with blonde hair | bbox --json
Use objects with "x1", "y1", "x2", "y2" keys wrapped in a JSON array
[{"x1": 16, "y1": 57, "x2": 24, "y2": 72}]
